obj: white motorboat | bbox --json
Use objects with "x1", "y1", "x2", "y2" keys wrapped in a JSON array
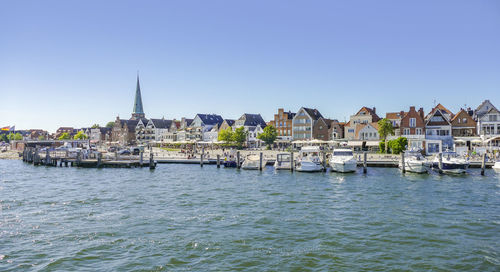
[
  {"x1": 296, "y1": 146, "x2": 324, "y2": 172},
  {"x1": 329, "y1": 149, "x2": 357, "y2": 173},
  {"x1": 399, "y1": 150, "x2": 429, "y2": 174},
  {"x1": 274, "y1": 153, "x2": 292, "y2": 170},
  {"x1": 493, "y1": 161, "x2": 500, "y2": 172},
  {"x1": 241, "y1": 154, "x2": 261, "y2": 170},
  {"x1": 431, "y1": 151, "x2": 469, "y2": 174}
]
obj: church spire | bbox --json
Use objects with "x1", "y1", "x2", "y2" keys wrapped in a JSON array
[{"x1": 131, "y1": 73, "x2": 145, "y2": 120}]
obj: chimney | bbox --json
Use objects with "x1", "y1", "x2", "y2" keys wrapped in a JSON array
[
  {"x1": 373, "y1": 107, "x2": 376, "y2": 114},
  {"x1": 410, "y1": 106, "x2": 415, "y2": 111},
  {"x1": 400, "y1": 111, "x2": 405, "y2": 118},
  {"x1": 418, "y1": 108, "x2": 424, "y2": 119}
]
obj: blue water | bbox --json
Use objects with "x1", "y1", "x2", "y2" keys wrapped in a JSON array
[{"x1": 1, "y1": 160, "x2": 499, "y2": 271}]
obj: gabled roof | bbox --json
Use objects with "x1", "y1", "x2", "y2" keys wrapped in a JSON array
[
  {"x1": 355, "y1": 107, "x2": 380, "y2": 122},
  {"x1": 184, "y1": 119, "x2": 194, "y2": 126},
  {"x1": 223, "y1": 119, "x2": 235, "y2": 126},
  {"x1": 302, "y1": 108, "x2": 323, "y2": 120},
  {"x1": 196, "y1": 114, "x2": 223, "y2": 126},
  {"x1": 150, "y1": 119, "x2": 172, "y2": 129},
  {"x1": 240, "y1": 114, "x2": 267, "y2": 127},
  {"x1": 475, "y1": 99, "x2": 498, "y2": 112},
  {"x1": 425, "y1": 108, "x2": 451, "y2": 126},
  {"x1": 427, "y1": 103, "x2": 453, "y2": 119},
  {"x1": 386, "y1": 112, "x2": 406, "y2": 120}
]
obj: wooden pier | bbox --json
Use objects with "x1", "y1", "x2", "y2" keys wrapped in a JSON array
[{"x1": 22, "y1": 147, "x2": 156, "y2": 169}]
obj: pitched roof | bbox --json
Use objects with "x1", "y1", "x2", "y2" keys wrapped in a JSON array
[
  {"x1": 427, "y1": 103, "x2": 453, "y2": 119},
  {"x1": 184, "y1": 119, "x2": 194, "y2": 126},
  {"x1": 224, "y1": 119, "x2": 235, "y2": 126},
  {"x1": 385, "y1": 112, "x2": 406, "y2": 120},
  {"x1": 241, "y1": 114, "x2": 267, "y2": 127},
  {"x1": 150, "y1": 119, "x2": 172, "y2": 129},
  {"x1": 196, "y1": 114, "x2": 223, "y2": 126},
  {"x1": 302, "y1": 108, "x2": 323, "y2": 120},
  {"x1": 355, "y1": 107, "x2": 380, "y2": 122}
]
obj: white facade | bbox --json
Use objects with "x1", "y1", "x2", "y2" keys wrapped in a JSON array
[{"x1": 358, "y1": 124, "x2": 379, "y2": 140}]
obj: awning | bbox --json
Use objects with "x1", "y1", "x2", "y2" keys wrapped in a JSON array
[
  {"x1": 347, "y1": 141, "x2": 363, "y2": 146},
  {"x1": 365, "y1": 141, "x2": 379, "y2": 147}
]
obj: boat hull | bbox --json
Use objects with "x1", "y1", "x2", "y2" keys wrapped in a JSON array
[
  {"x1": 399, "y1": 161, "x2": 428, "y2": 173},
  {"x1": 493, "y1": 162, "x2": 500, "y2": 172},
  {"x1": 329, "y1": 161, "x2": 357, "y2": 173},
  {"x1": 274, "y1": 161, "x2": 292, "y2": 170},
  {"x1": 296, "y1": 161, "x2": 323, "y2": 172},
  {"x1": 432, "y1": 162, "x2": 468, "y2": 174}
]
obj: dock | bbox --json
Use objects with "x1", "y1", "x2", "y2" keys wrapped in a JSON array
[{"x1": 22, "y1": 147, "x2": 157, "y2": 169}]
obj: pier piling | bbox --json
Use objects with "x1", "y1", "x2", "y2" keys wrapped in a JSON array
[
  {"x1": 200, "y1": 146, "x2": 204, "y2": 167},
  {"x1": 363, "y1": 152, "x2": 367, "y2": 174},
  {"x1": 237, "y1": 151, "x2": 241, "y2": 169},
  {"x1": 481, "y1": 153, "x2": 486, "y2": 175},
  {"x1": 217, "y1": 154, "x2": 220, "y2": 168},
  {"x1": 401, "y1": 152, "x2": 406, "y2": 173},
  {"x1": 438, "y1": 153, "x2": 443, "y2": 174},
  {"x1": 322, "y1": 152, "x2": 327, "y2": 172},
  {"x1": 259, "y1": 152, "x2": 263, "y2": 171},
  {"x1": 290, "y1": 151, "x2": 294, "y2": 172},
  {"x1": 140, "y1": 151, "x2": 143, "y2": 167},
  {"x1": 149, "y1": 152, "x2": 155, "y2": 170}
]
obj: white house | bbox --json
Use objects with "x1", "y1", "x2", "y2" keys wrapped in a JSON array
[
  {"x1": 234, "y1": 113, "x2": 267, "y2": 147},
  {"x1": 475, "y1": 100, "x2": 500, "y2": 137}
]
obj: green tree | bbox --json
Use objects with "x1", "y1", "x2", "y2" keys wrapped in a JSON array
[
  {"x1": 218, "y1": 127, "x2": 234, "y2": 142},
  {"x1": 257, "y1": 125, "x2": 277, "y2": 147},
  {"x1": 378, "y1": 141, "x2": 385, "y2": 153},
  {"x1": 38, "y1": 135, "x2": 45, "y2": 140},
  {"x1": 232, "y1": 127, "x2": 247, "y2": 148},
  {"x1": 8, "y1": 133, "x2": 23, "y2": 141},
  {"x1": 91, "y1": 124, "x2": 100, "y2": 128},
  {"x1": 0, "y1": 134, "x2": 7, "y2": 142},
  {"x1": 58, "y1": 132, "x2": 71, "y2": 140},
  {"x1": 73, "y1": 131, "x2": 88, "y2": 140},
  {"x1": 377, "y1": 118, "x2": 394, "y2": 153},
  {"x1": 106, "y1": 122, "x2": 115, "y2": 128},
  {"x1": 387, "y1": 137, "x2": 408, "y2": 154}
]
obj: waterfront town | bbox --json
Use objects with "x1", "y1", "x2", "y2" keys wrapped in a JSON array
[{"x1": 1, "y1": 76, "x2": 500, "y2": 159}]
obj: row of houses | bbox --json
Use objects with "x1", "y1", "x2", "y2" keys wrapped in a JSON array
[
  {"x1": 111, "y1": 113, "x2": 268, "y2": 147},
  {"x1": 22, "y1": 76, "x2": 499, "y2": 155}
]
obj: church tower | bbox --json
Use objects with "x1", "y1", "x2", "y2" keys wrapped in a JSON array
[{"x1": 131, "y1": 74, "x2": 145, "y2": 120}]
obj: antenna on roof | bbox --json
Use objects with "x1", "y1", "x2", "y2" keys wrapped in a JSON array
[{"x1": 433, "y1": 99, "x2": 436, "y2": 107}]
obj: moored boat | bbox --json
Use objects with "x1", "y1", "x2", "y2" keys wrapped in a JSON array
[
  {"x1": 329, "y1": 149, "x2": 357, "y2": 173},
  {"x1": 274, "y1": 153, "x2": 292, "y2": 170},
  {"x1": 431, "y1": 151, "x2": 469, "y2": 174},
  {"x1": 493, "y1": 161, "x2": 500, "y2": 172},
  {"x1": 241, "y1": 154, "x2": 261, "y2": 170},
  {"x1": 399, "y1": 150, "x2": 429, "y2": 174},
  {"x1": 296, "y1": 146, "x2": 324, "y2": 172}
]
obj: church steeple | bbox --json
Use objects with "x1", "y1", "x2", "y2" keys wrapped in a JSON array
[{"x1": 131, "y1": 73, "x2": 145, "y2": 120}]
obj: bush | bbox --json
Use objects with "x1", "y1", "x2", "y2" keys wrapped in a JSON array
[
  {"x1": 379, "y1": 141, "x2": 386, "y2": 153},
  {"x1": 388, "y1": 137, "x2": 408, "y2": 154}
]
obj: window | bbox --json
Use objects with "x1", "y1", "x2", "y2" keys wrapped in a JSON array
[
  {"x1": 416, "y1": 128, "x2": 422, "y2": 135},
  {"x1": 462, "y1": 118, "x2": 467, "y2": 124},
  {"x1": 409, "y1": 118, "x2": 416, "y2": 127},
  {"x1": 348, "y1": 129, "x2": 354, "y2": 133},
  {"x1": 319, "y1": 126, "x2": 323, "y2": 130},
  {"x1": 489, "y1": 115, "x2": 498, "y2": 122},
  {"x1": 403, "y1": 128, "x2": 410, "y2": 135}
]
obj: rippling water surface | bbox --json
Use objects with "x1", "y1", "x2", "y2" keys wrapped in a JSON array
[{"x1": 1, "y1": 160, "x2": 499, "y2": 271}]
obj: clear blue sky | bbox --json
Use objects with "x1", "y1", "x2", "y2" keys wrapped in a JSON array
[{"x1": 1, "y1": 0, "x2": 499, "y2": 132}]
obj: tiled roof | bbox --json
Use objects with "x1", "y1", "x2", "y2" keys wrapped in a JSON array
[
  {"x1": 224, "y1": 119, "x2": 235, "y2": 126},
  {"x1": 150, "y1": 119, "x2": 172, "y2": 129},
  {"x1": 196, "y1": 114, "x2": 223, "y2": 126},
  {"x1": 241, "y1": 114, "x2": 267, "y2": 127},
  {"x1": 355, "y1": 107, "x2": 380, "y2": 122},
  {"x1": 385, "y1": 112, "x2": 406, "y2": 120},
  {"x1": 302, "y1": 108, "x2": 323, "y2": 120}
]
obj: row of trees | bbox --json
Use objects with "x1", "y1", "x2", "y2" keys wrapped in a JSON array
[
  {"x1": 217, "y1": 125, "x2": 278, "y2": 149},
  {"x1": 0, "y1": 133, "x2": 23, "y2": 142},
  {"x1": 58, "y1": 131, "x2": 88, "y2": 140}
]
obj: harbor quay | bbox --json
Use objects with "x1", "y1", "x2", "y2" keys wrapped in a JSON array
[{"x1": 2, "y1": 76, "x2": 500, "y2": 173}]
